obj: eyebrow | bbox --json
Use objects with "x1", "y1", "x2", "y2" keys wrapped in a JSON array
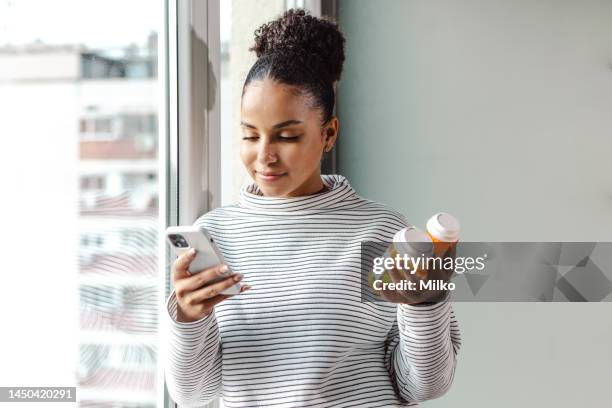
[{"x1": 240, "y1": 120, "x2": 303, "y2": 130}]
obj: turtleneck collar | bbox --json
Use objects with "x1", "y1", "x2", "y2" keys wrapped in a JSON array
[{"x1": 239, "y1": 174, "x2": 358, "y2": 213}]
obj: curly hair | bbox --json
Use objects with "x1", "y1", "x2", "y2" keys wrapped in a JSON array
[{"x1": 242, "y1": 8, "x2": 346, "y2": 123}]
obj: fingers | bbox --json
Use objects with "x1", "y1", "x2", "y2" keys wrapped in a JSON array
[
  {"x1": 379, "y1": 283, "x2": 404, "y2": 303},
  {"x1": 171, "y1": 248, "x2": 198, "y2": 281},
  {"x1": 171, "y1": 249, "x2": 252, "y2": 320},
  {"x1": 188, "y1": 272, "x2": 245, "y2": 304},
  {"x1": 177, "y1": 270, "x2": 251, "y2": 314},
  {"x1": 188, "y1": 281, "x2": 252, "y2": 314},
  {"x1": 180, "y1": 263, "x2": 231, "y2": 293},
  {"x1": 385, "y1": 265, "x2": 434, "y2": 303},
  {"x1": 378, "y1": 248, "x2": 456, "y2": 304},
  {"x1": 382, "y1": 266, "x2": 412, "y2": 303},
  {"x1": 199, "y1": 283, "x2": 252, "y2": 311},
  {"x1": 387, "y1": 265, "x2": 405, "y2": 284}
]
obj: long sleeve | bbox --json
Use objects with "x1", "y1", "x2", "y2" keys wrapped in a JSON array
[
  {"x1": 163, "y1": 289, "x2": 223, "y2": 407},
  {"x1": 384, "y1": 292, "x2": 462, "y2": 404},
  {"x1": 158, "y1": 175, "x2": 465, "y2": 406}
]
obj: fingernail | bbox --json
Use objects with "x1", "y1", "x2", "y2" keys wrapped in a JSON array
[
  {"x1": 189, "y1": 248, "x2": 196, "y2": 256},
  {"x1": 233, "y1": 273, "x2": 243, "y2": 282},
  {"x1": 242, "y1": 284, "x2": 251, "y2": 291},
  {"x1": 220, "y1": 265, "x2": 229, "y2": 272}
]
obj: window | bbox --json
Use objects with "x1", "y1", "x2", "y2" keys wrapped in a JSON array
[
  {"x1": 80, "y1": 175, "x2": 106, "y2": 190},
  {"x1": 79, "y1": 116, "x2": 117, "y2": 140},
  {"x1": 122, "y1": 113, "x2": 157, "y2": 137},
  {"x1": 0, "y1": 1, "x2": 161, "y2": 407},
  {"x1": 1, "y1": 1, "x2": 322, "y2": 407}
]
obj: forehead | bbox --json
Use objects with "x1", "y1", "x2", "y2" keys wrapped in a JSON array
[{"x1": 241, "y1": 79, "x2": 318, "y2": 123}]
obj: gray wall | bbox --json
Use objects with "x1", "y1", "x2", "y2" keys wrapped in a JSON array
[{"x1": 337, "y1": 1, "x2": 612, "y2": 406}]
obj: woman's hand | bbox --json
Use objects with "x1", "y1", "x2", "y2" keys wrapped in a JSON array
[
  {"x1": 172, "y1": 248, "x2": 251, "y2": 323},
  {"x1": 379, "y1": 244, "x2": 457, "y2": 305}
]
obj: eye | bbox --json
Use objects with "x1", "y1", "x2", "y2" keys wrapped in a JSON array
[
  {"x1": 242, "y1": 133, "x2": 259, "y2": 141},
  {"x1": 278, "y1": 135, "x2": 301, "y2": 141}
]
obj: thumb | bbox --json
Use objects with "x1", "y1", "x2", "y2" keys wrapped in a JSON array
[{"x1": 173, "y1": 248, "x2": 197, "y2": 280}]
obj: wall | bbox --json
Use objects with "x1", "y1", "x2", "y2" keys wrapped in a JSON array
[
  {"x1": 338, "y1": 0, "x2": 612, "y2": 406},
  {"x1": 221, "y1": 0, "x2": 286, "y2": 206}
]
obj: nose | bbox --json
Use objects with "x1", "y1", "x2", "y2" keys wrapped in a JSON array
[{"x1": 256, "y1": 140, "x2": 278, "y2": 165}]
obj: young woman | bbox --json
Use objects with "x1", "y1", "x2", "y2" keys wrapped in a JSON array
[{"x1": 164, "y1": 9, "x2": 461, "y2": 407}]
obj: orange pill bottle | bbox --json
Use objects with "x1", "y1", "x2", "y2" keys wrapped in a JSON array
[{"x1": 426, "y1": 212, "x2": 461, "y2": 257}]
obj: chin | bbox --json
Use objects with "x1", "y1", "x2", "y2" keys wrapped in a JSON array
[
  {"x1": 266, "y1": 183, "x2": 305, "y2": 198},
  {"x1": 258, "y1": 184, "x2": 290, "y2": 197}
]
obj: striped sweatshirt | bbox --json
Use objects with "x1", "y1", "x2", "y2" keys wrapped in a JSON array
[{"x1": 163, "y1": 174, "x2": 461, "y2": 407}]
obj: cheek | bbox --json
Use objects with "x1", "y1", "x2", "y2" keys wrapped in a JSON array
[
  {"x1": 285, "y1": 143, "x2": 322, "y2": 171},
  {"x1": 240, "y1": 142, "x2": 254, "y2": 168},
  {"x1": 303, "y1": 137, "x2": 325, "y2": 163},
  {"x1": 284, "y1": 144, "x2": 311, "y2": 166}
]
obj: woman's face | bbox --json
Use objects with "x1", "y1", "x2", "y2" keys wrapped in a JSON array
[{"x1": 240, "y1": 78, "x2": 338, "y2": 197}]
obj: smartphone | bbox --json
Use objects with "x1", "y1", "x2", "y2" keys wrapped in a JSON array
[{"x1": 165, "y1": 225, "x2": 241, "y2": 295}]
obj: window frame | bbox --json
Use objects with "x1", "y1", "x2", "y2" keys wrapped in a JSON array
[{"x1": 159, "y1": 0, "x2": 221, "y2": 407}]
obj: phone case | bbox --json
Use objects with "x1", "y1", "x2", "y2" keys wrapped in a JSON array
[{"x1": 165, "y1": 225, "x2": 241, "y2": 295}]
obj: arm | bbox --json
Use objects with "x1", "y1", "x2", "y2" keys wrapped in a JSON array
[
  {"x1": 384, "y1": 292, "x2": 461, "y2": 403},
  {"x1": 163, "y1": 289, "x2": 222, "y2": 407}
]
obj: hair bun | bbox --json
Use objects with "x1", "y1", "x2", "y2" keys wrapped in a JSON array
[{"x1": 250, "y1": 8, "x2": 346, "y2": 83}]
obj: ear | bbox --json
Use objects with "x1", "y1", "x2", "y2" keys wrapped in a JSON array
[{"x1": 323, "y1": 117, "x2": 339, "y2": 152}]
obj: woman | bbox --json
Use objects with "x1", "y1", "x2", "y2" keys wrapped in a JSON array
[{"x1": 164, "y1": 9, "x2": 461, "y2": 407}]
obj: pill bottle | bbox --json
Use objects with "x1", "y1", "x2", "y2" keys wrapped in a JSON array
[
  {"x1": 391, "y1": 226, "x2": 435, "y2": 279},
  {"x1": 426, "y1": 212, "x2": 460, "y2": 257},
  {"x1": 369, "y1": 226, "x2": 435, "y2": 295}
]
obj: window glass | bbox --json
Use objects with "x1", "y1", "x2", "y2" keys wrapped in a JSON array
[{"x1": 0, "y1": 1, "x2": 160, "y2": 406}]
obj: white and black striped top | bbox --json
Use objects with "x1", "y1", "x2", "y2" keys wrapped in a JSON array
[{"x1": 163, "y1": 174, "x2": 461, "y2": 407}]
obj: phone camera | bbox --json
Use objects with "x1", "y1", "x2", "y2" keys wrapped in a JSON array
[{"x1": 169, "y1": 234, "x2": 189, "y2": 248}]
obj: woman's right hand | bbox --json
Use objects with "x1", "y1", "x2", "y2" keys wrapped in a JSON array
[{"x1": 172, "y1": 248, "x2": 250, "y2": 323}]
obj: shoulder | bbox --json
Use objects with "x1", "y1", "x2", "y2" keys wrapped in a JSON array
[
  {"x1": 192, "y1": 204, "x2": 240, "y2": 229},
  {"x1": 352, "y1": 194, "x2": 412, "y2": 230}
]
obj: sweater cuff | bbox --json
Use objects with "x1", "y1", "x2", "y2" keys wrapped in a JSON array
[
  {"x1": 398, "y1": 290, "x2": 451, "y2": 311},
  {"x1": 165, "y1": 289, "x2": 216, "y2": 331}
]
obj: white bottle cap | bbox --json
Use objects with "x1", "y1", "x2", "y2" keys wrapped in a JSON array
[
  {"x1": 393, "y1": 226, "x2": 434, "y2": 257},
  {"x1": 426, "y1": 212, "x2": 461, "y2": 242}
]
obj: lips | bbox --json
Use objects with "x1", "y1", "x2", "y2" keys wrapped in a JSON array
[{"x1": 256, "y1": 171, "x2": 287, "y2": 181}]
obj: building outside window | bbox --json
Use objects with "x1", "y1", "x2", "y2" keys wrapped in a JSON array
[{"x1": 0, "y1": 0, "x2": 160, "y2": 406}]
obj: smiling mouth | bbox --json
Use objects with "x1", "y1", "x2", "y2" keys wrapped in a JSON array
[{"x1": 256, "y1": 171, "x2": 287, "y2": 181}]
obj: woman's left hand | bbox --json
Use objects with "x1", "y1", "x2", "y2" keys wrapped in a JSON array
[{"x1": 378, "y1": 244, "x2": 457, "y2": 305}]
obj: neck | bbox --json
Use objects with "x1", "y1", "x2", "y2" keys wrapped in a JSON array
[{"x1": 278, "y1": 172, "x2": 326, "y2": 198}]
